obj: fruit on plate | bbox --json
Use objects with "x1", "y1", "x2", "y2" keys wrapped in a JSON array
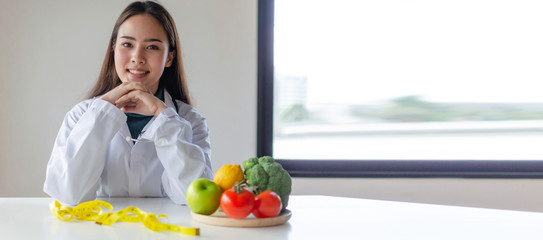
[
  {"x1": 213, "y1": 164, "x2": 244, "y2": 192},
  {"x1": 186, "y1": 178, "x2": 222, "y2": 215},
  {"x1": 220, "y1": 185, "x2": 255, "y2": 219},
  {"x1": 252, "y1": 190, "x2": 282, "y2": 218}
]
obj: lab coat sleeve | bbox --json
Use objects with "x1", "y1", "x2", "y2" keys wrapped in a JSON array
[
  {"x1": 142, "y1": 107, "x2": 212, "y2": 204},
  {"x1": 43, "y1": 98, "x2": 127, "y2": 206}
]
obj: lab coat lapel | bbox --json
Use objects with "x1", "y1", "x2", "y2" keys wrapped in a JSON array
[{"x1": 163, "y1": 90, "x2": 177, "y2": 111}]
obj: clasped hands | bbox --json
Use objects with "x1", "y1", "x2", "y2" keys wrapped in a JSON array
[{"x1": 100, "y1": 82, "x2": 167, "y2": 117}]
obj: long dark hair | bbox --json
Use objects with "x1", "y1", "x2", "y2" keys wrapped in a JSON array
[{"x1": 88, "y1": 1, "x2": 191, "y2": 105}]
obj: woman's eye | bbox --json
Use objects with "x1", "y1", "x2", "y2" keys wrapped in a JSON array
[
  {"x1": 147, "y1": 45, "x2": 159, "y2": 50},
  {"x1": 122, "y1": 42, "x2": 132, "y2": 47}
]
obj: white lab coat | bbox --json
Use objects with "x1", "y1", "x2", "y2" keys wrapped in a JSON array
[{"x1": 43, "y1": 90, "x2": 212, "y2": 206}]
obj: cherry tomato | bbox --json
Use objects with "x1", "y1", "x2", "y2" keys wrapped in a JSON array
[
  {"x1": 252, "y1": 190, "x2": 282, "y2": 218},
  {"x1": 220, "y1": 188, "x2": 255, "y2": 219}
]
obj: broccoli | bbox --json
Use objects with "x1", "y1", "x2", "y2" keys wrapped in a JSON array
[{"x1": 243, "y1": 156, "x2": 292, "y2": 210}]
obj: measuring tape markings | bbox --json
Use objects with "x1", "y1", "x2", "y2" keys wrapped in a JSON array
[{"x1": 50, "y1": 200, "x2": 199, "y2": 236}]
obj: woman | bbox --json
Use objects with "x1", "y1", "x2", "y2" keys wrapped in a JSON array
[{"x1": 44, "y1": 1, "x2": 212, "y2": 206}]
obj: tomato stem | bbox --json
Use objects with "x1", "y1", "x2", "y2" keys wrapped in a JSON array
[{"x1": 233, "y1": 181, "x2": 244, "y2": 194}]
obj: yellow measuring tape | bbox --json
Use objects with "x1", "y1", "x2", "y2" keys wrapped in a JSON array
[{"x1": 50, "y1": 200, "x2": 199, "y2": 236}]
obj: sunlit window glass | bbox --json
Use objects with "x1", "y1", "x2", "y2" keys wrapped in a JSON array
[{"x1": 273, "y1": 0, "x2": 543, "y2": 160}]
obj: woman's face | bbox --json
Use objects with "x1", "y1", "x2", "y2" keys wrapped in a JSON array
[{"x1": 114, "y1": 14, "x2": 174, "y2": 93}]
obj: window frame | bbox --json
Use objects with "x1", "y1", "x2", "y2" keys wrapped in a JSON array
[{"x1": 257, "y1": 0, "x2": 543, "y2": 178}]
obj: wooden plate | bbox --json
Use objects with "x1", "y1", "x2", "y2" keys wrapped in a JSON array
[{"x1": 190, "y1": 209, "x2": 292, "y2": 227}]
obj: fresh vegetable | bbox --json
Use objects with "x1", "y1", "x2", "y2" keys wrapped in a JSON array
[
  {"x1": 252, "y1": 190, "x2": 282, "y2": 218},
  {"x1": 220, "y1": 185, "x2": 255, "y2": 219},
  {"x1": 186, "y1": 178, "x2": 222, "y2": 215},
  {"x1": 213, "y1": 164, "x2": 244, "y2": 192},
  {"x1": 242, "y1": 156, "x2": 292, "y2": 210}
]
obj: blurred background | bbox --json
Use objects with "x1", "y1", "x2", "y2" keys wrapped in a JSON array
[{"x1": 1, "y1": 0, "x2": 543, "y2": 212}]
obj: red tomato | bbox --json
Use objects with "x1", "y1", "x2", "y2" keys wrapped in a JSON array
[
  {"x1": 220, "y1": 188, "x2": 255, "y2": 219},
  {"x1": 252, "y1": 190, "x2": 282, "y2": 218}
]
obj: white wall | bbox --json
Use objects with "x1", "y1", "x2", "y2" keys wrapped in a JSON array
[
  {"x1": 1, "y1": 0, "x2": 543, "y2": 212},
  {"x1": 0, "y1": 0, "x2": 257, "y2": 196}
]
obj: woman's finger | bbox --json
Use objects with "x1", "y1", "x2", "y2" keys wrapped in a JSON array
[
  {"x1": 115, "y1": 89, "x2": 166, "y2": 116},
  {"x1": 101, "y1": 82, "x2": 151, "y2": 104},
  {"x1": 115, "y1": 90, "x2": 156, "y2": 116},
  {"x1": 115, "y1": 90, "x2": 144, "y2": 107},
  {"x1": 121, "y1": 82, "x2": 152, "y2": 93},
  {"x1": 114, "y1": 82, "x2": 151, "y2": 99}
]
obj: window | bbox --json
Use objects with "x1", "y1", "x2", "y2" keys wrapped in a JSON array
[{"x1": 257, "y1": 0, "x2": 543, "y2": 177}]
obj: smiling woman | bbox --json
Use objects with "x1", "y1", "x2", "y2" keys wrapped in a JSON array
[
  {"x1": 43, "y1": 1, "x2": 213, "y2": 206},
  {"x1": 89, "y1": 1, "x2": 191, "y2": 106}
]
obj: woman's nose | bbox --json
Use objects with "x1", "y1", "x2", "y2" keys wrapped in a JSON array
[{"x1": 131, "y1": 48, "x2": 145, "y2": 64}]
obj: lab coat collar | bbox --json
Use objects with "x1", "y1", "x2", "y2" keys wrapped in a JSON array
[{"x1": 163, "y1": 90, "x2": 177, "y2": 110}]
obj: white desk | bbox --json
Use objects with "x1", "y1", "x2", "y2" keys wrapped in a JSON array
[{"x1": 1, "y1": 195, "x2": 542, "y2": 239}]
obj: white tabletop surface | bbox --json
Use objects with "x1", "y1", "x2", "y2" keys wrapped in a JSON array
[{"x1": 1, "y1": 195, "x2": 542, "y2": 239}]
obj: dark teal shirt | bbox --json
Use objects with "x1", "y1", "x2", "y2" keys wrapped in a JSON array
[{"x1": 126, "y1": 88, "x2": 164, "y2": 140}]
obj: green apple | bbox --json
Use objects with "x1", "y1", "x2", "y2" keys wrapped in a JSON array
[{"x1": 186, "y1": 178, "x2": 222, "y2": 215}]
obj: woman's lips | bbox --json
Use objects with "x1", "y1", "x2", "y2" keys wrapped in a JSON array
[{"x1": 127, "y1": 69, "x2": 149, "y2": 78}]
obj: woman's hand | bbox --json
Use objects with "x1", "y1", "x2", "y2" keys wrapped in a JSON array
[
  {"x1": 100, "y1": 82, "x2": 149, "y2": 104},
  {"x1": 100, "y1": 82, "x2": 167, "y2": 116},
  {"x1": 115, "y1": 89, "x2": 167, "y2": 116}
]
